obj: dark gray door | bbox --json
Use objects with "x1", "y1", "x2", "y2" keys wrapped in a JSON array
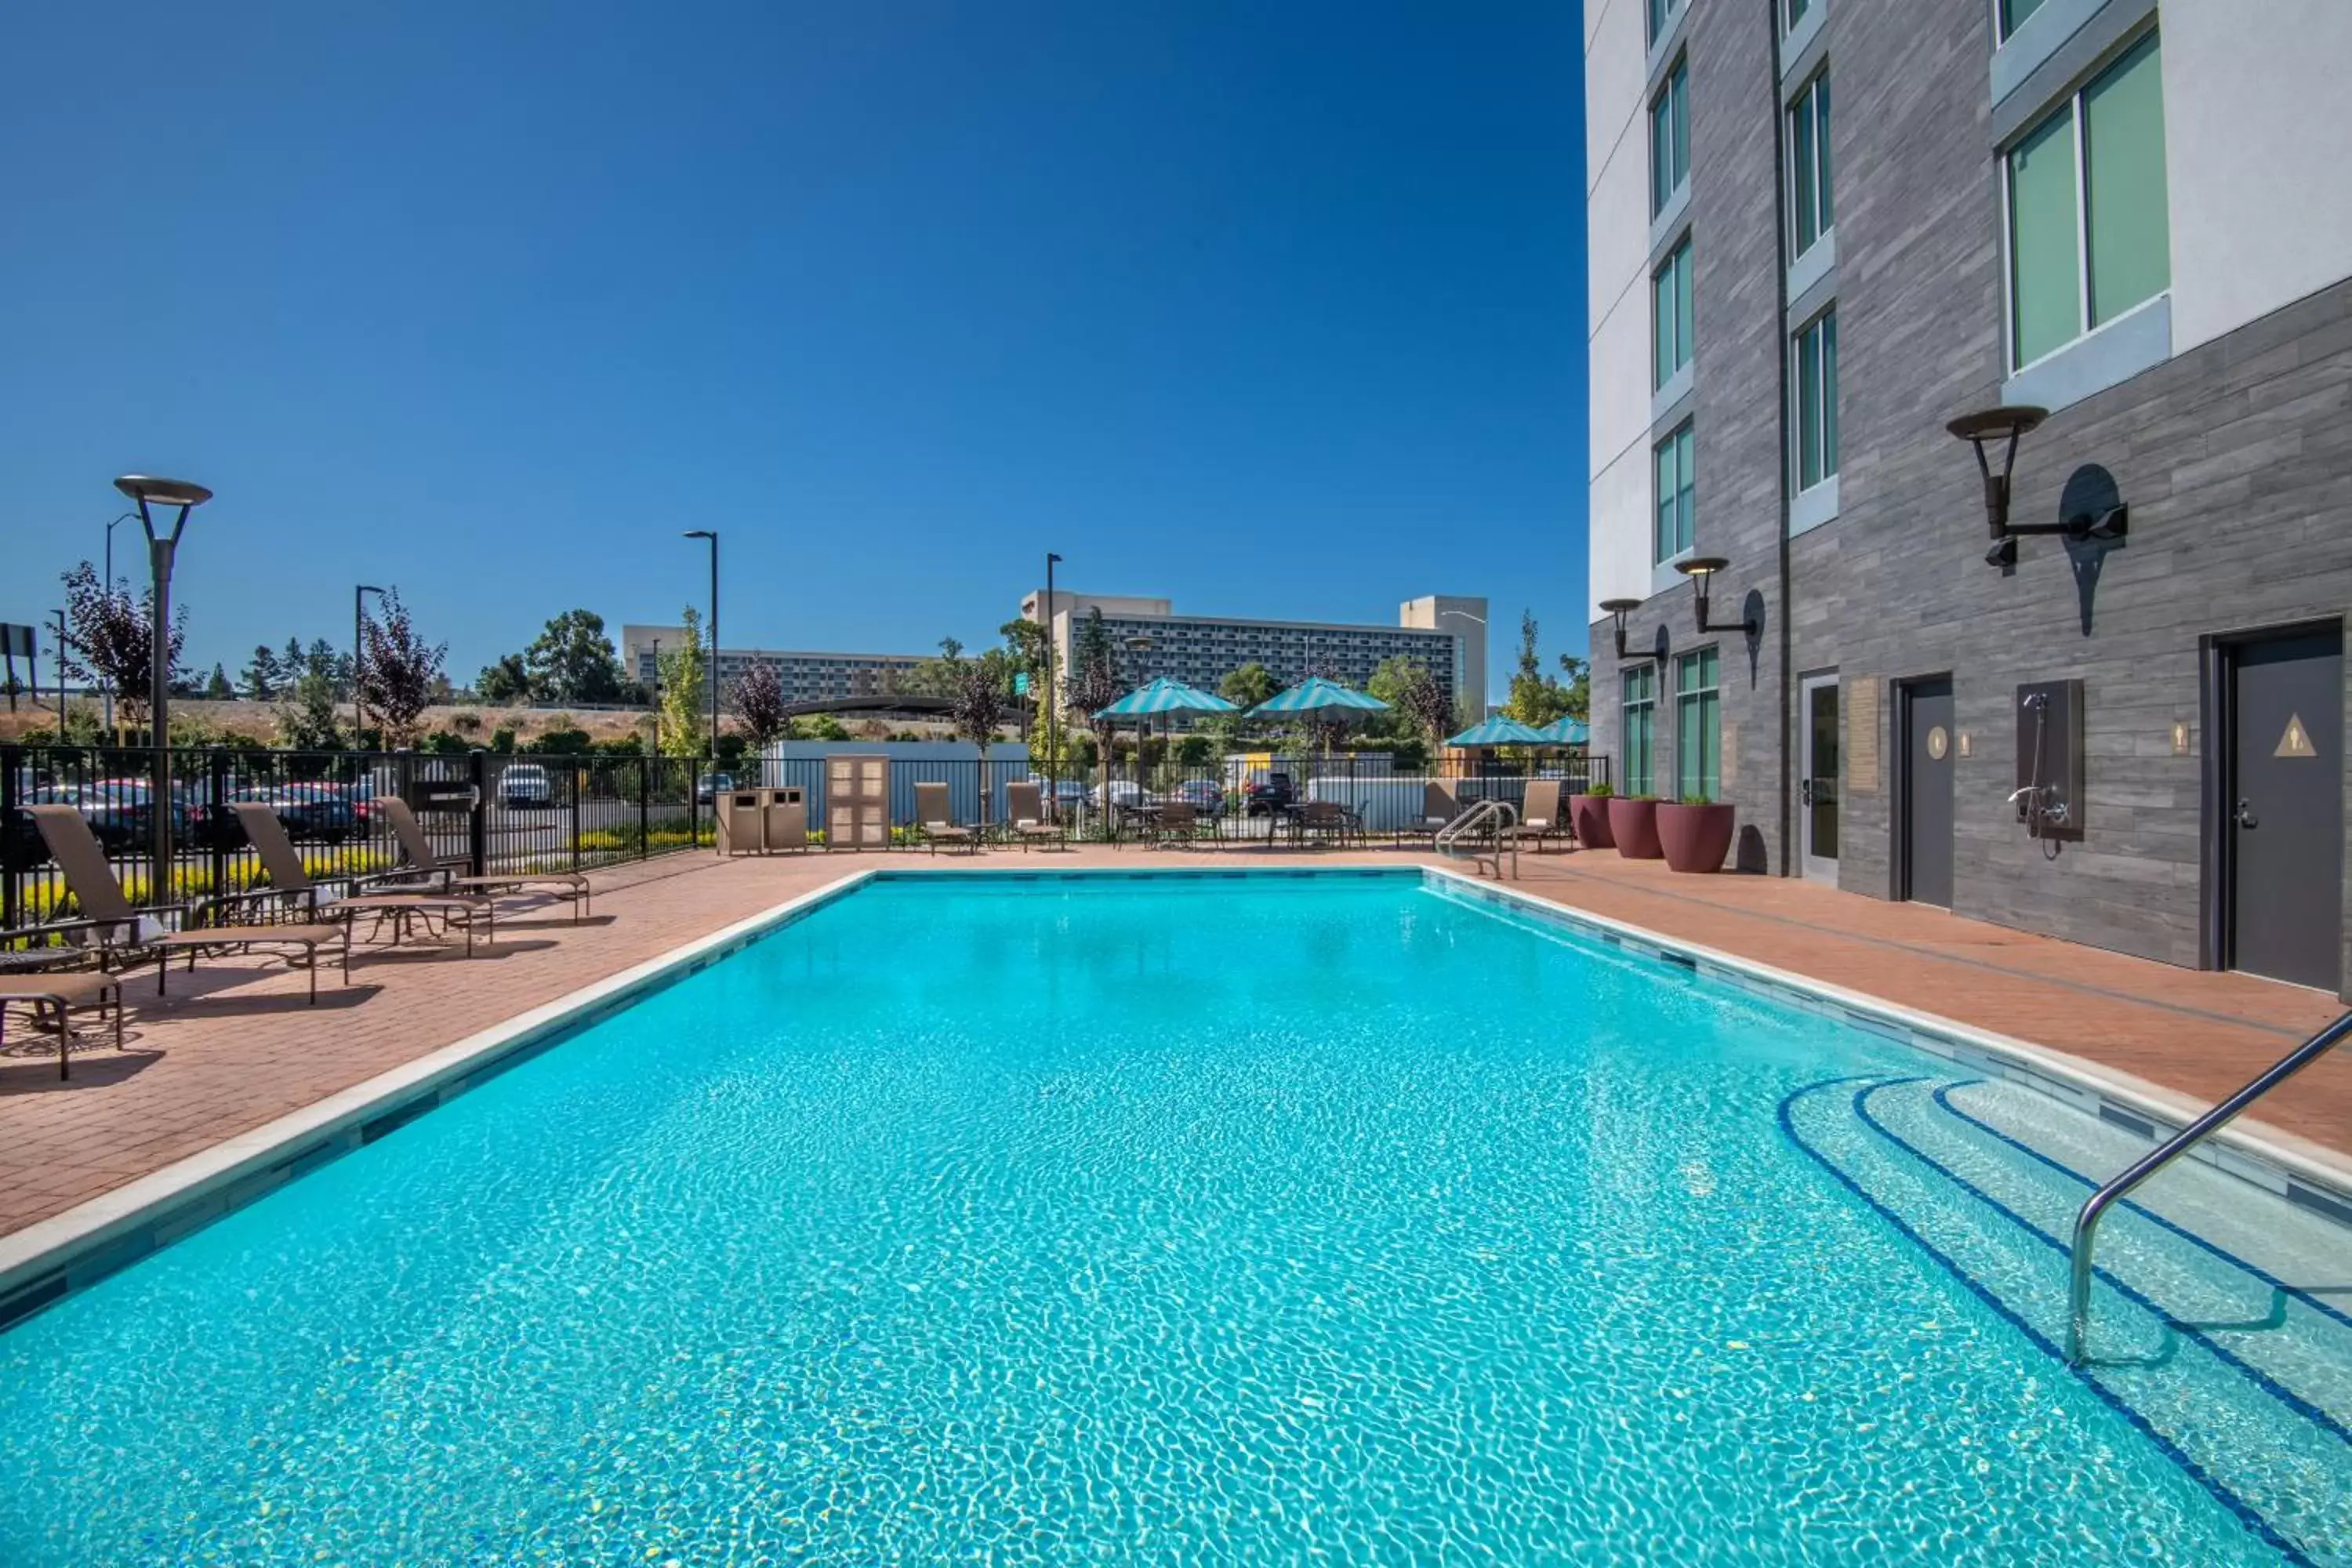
[
  {"x1": 2230, "y1": 630, "x2": 2343, "y2": 990},
  {"x1": 1904, "y1": 679, "x2": 1955, "y2": 908}
]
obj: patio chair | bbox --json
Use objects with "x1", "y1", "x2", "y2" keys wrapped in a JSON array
[
  {"x1": 372, "y1": 797, "x2": 592, "y2": 923},
  {"x1": 1296, "y1": 800, "x2": 1351, "y2": 848},
  {"x1": 1004, "y1": 782, "x2": 1065, "y2": 851},
  {"x1": 1417, "y1": 782, "x2": 1461, "y2": 845},
  {"x1": 0, "y1": 970, "x2": 125, "y2": 1080},
  {"x1": 1519, "y1": 780, "x2": 1570, "y2": 853},
  {"x1": 231, "y1": 801, "x2": 495, "y2": 957},
  {"x1": 1149, "y1": 800, "x2": 1199, "y2": 849},
  {"x1": 27, "y1": 804, "x2": 350, "y2": 1003},
  {"x1": 913, "y1": 781, "x2": 979, "y2": 855}
]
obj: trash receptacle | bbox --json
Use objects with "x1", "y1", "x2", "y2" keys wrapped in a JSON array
[
  {"x1": 717, "y1": 789, "x2": 765, "y2": 856},
  {"x1": 763, "y1": 786, "x2": 808, "y2": 852}
]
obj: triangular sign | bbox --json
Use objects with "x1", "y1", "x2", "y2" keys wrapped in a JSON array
[{"x1": 2275, "y1": 713, "x2": 2318, "y2": 759}]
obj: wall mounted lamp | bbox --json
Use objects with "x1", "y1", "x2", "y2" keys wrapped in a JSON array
[
  {"x1": 1673, "y1": 558, "x2": 1759, "y2": 635},
  {"x1": 1598, "y1": 598, "x2": 1642, "y2": 659},
  {"x1": 1946, "y1": 404, "x2": 2129, "y2": 566}
]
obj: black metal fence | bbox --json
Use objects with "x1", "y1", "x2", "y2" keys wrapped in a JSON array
[{"x1": 2, "y1": 743, "x2": 1609, "y2": 935}]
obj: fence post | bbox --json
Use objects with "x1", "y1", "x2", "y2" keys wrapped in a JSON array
[
  {"x1": 638, "y1": 754, "x2": 651, "y2": 863},
  {"x1": 467, "y1": 749, "x2": 489, "y2": 877},
  {"x1": 1, "y1": 742, "x2": 19, "y2": 932},
  {"x1": 691, "y1": 760, "x2": 702, "y2": 853},
  {"x1": 209, "y1": 748, "x2": 230, "y2": 918},
  {"x1": 570, "y1": 759, "x2": 583, "y2": 873}
]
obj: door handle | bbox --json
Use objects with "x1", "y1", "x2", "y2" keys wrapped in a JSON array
[
  {"x1": 1801, "y1": 779, "x2": 1815, "y2": 807},
  {"x1": 2235, "y1": 798, "x2": 2259, "y2": 829}
]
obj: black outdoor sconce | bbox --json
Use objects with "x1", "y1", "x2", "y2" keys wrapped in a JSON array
[
  {"x1": 1598, "y1": 597, "x2": 1643, "y2": 659},
  {"x1": 1947, "y1": 404, "x2": 2128, "y2": 567},
  {"x1": 1673, "y1": 557, "x2": 1759, "y2": 635}
]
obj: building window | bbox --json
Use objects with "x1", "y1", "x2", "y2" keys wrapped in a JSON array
[
  {"x1": 1653, "y1": 241, "x2": 1693, "y2": 389},
  {"x1": 1621, "y1": 665, "x2": 1657, "y2": 797},
  {"x1": 1647, "y1": 0, "x2": 1686, "y2": 48},
  {"x1": 1784, "y1": 0, "x2": 1809, "y2": 32},
  {"x1": 1999, "y1": 0, "x2": 2045, "y2": 42},
  {"x1": 2006, "y1": 31, "x2": 2168, "y2": 369},
  {"x1": 1675, "y1": 647, "x2": 1721, "y2": 801},
  {"x1": 1651, "y1": 60, "x2": 1690, "y2": 217},
  {"x1": 1653, "y1": 421, "x2": 1695, "y2": 563},
  {"x1": 1791, "y1": 308, "x2": 1838, "y2": 492},
  {"x1": 1788, "y1": 71, "x2": 1832, "y2": 258}
]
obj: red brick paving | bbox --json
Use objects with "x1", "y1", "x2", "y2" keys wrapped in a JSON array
[{"x1": 3, "y1": 842, "x2": 2347, "y2": 1242}]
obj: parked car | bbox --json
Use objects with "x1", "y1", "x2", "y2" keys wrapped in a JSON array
[
  {"x1": 1093, "y1": 779, "x2": 1149, "y2": 809},
  {"x1": 695, "y1": 771, "x2": 735, "y2": 807},
  {"x1": 1171, "y1": 779, "x2": 1227, "y2": 816},
  {"x1": 1242, "y1": 772, "x2": 1298, "y2": 816},
  {"x1": 500, "y1": 763, "x2": 553, "y2": 809},
  {"x1": 233, "y1": 785, "x2": 358, "y2": 844}
]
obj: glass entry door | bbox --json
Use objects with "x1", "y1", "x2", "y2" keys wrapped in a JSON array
[{"x1": 1800, "y1": 674, "x2": 1839, "y2": 881}]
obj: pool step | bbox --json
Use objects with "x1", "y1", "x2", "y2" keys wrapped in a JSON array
[{"x1": 1782, "y1": 1076, "x2": 2352, "y2": 1565}]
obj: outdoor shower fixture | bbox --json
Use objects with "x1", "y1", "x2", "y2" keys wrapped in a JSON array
[
  {"x1": 2009, "y1": 680, "x2": 2085, "y2": 845},
  {"x1": 1946, "y1": 405, "x2": 2129, "y2": 567}
]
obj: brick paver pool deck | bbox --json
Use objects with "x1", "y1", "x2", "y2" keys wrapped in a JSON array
[{"x1": 3, "y1": 843, "x2": 2347, "y2": 1242}]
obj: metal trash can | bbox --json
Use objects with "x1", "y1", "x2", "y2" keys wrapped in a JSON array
[
  {"x1": 762, "y1": 786, "x2": 808, "y2": 852},
  {"x1": 717, "y1": 789, "x2": 765, "y2": 856}
]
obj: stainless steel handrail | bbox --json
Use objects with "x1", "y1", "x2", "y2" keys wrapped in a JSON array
[
  {"x1": 1436, "y1": 799, "x2": 1518, "y2": 878},
  {"x1": 2065, "y1": 1007, "x2": 2352, "y2": 1363}
]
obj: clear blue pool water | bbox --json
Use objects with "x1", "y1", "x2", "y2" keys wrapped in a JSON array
[{"x1": 2, "y1": 871, "x2": 2344, "y2": 1564}]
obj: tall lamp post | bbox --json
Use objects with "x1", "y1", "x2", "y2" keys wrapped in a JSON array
[
  {"x1": 354, "y1": 584, "x2": 386, "y2": 742},
  {"x1": 1043, "y1": 551, "x2": 1062, "y2": 784},
  {"x1": 681, "y1": 530, "x2": 719, "y2": 761},
  {"x1": 101, "y1": 510, "x2": 135, "y2": 731},
  {"x1": 114, "y1": 474, "x2": 212, "y2": 891}
]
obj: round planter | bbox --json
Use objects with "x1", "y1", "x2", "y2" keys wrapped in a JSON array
[
  {"x1": 1607, "y1": 797, "x2": 1662, "y2": 859},
  {"x1": 1570, "y1": 793, "x2": 1615, "y2": 850},
  {"x1": 1657, "y1": 802, "x2": 1737, "y2": 873}
]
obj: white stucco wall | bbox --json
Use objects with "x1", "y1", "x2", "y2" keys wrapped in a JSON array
[
  {"x1": 1586, "y1": 0, "x2": 1653, "y2": 620},
  {"x1": 2163, "y1": 0, "x2": 2352, "y2": 353}
]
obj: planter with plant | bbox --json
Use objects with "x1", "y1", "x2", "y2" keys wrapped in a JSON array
[
  {"x1": 1657, "y1": 793, "x2": 1737, "y2": 873},
  {"x1": 1570, "y1": 780, "x2": 1616, "y2": 850},
  {"x1": 1607, "y1": 793, "x2": 1663, "y2": 858}
]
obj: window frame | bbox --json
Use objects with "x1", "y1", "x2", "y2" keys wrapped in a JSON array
[
  {"x1": 1790, "y1": 307, "x2": 1838, "y2": 495},
  {"x1": 1653, "y1": 420, "x2": 1696, "y2": 564},
  {"x1": 1998, "y1": 0, "x2": 2045, "y2": 45},
  {"x1": 1674, "y1": 647, "x2": 1722, "y2": 802},
  {"x1": 1786, "y1": 69, "x2": 1832, "y2": 260},
  {"x1": 1653, "y1": 239, "x2": 1693, "y2": 390},
  {"x1": 1650, "y1": 59, "x2": 1690, "y2": 219},
  {"x1": 2000, "y1": 27, "x2": 2167, "y2": 374},
  {"x1": 1648, "y1": 0, "x2": 1687, "y2": 49},
  {"x1": 1784, "y1": 0, "x2": 1811, "y2": 37},
  {"x1": 1621, "y1": 664, "x2": 1658, "y2": 798}
]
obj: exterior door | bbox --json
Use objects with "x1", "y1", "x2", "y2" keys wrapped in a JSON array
[
  {"x1": 1902, "y1": 678, "x2": 1955, "y2": 908},
  {"x1": 2229, "y1": 629, "x2": 2343, "y2": 989},
  {"x1": 1800, "y1": 674, "x2": 1840, "y2": 881}
]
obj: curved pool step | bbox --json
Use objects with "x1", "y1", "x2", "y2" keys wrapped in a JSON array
[{"x1": 1781, "y1": 1076, "x2": 2351, "y2": 1566}]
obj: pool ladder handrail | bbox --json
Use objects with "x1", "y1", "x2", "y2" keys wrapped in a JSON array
[
  {"x1": 2065, "y1": 1006, "x2": 2352, "y2": 1364},
  {"x1": 1436, "y1": 799, "x2": 1519, "y2": 879}
]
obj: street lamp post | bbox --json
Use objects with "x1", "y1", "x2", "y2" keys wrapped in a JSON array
[
  {"x1": 682, "y1": 531, "x2": 719, "y2": 761},
  {"x1": 354, "y1": 584, "x2": 386, "y2": 742},
  {"x1": 1044, "y1": 551, "x2": 1062, "y2": 785},
  {"x1": 102, "y1": 511, "x2": 135, "y2": 731},
  {"x1": 114, "y1": 475, "x2": 212, "y2": 894},
  {"x1": 51, "y1": 609, "x2": 69, "y2": 741}
]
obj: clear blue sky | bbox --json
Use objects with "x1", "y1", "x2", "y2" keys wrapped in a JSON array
[{"x1": 0, "y1": 1, "x2": 1588, "y2": 702}]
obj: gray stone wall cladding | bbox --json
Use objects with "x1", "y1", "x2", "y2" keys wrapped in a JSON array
[{"x1": 1589, "y1": 0, "x2": 2352, "y2": 991}]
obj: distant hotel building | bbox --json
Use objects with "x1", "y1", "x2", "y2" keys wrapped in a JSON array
[
  {"x1": 619, "y1": 626, "x2": 926, "y2": 707},
  {"x1": 1017, "y1": 590, "x2": 1489, "y2": 708}
]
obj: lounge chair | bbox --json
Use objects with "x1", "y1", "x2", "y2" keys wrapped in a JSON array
[
  {"x1": 1004, "y1": 782, "x2": 1065, "y2": 851},
  {"x1": 0, "y1": 971, "x2": 124, "y2": 1080},
  {"x1": 913, "y1": 782, "x2": 978, "y2": 854},
  {"x1": 27, "y1": 804, "x2": 349, "y2": 1002},
  {"x1": 231, "y1": 801, "x2": 495, "y2": 956},
  {"x1": 1519, "y1": 780, "x2": 1570, "y2": 852},
  {"x1": 372, "y1": 797, "x2": 592, "y2": 922},
  {"x1": 1149, "y1": 800, "x2": 1198, "y2": 849},
  {"x1": 1417, "y1": 782, "x2": 1461, "y2": 845}
]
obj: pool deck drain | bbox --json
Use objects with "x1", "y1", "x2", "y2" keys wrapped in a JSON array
[{"x1": 2, "y1": 844, "x2": 2346, "y2": 1256}]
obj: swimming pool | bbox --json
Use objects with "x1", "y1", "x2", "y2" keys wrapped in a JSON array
[{"x1": 2, "y1": 869, "x2": 2347, "y2": 1564}]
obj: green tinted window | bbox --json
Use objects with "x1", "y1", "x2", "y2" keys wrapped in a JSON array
[
  {"x1": 1653, "y1": 241, "x2": 1692, "y2": 388},
  {"x1": 1789, "y1": 73, "x2": 1831, "y2": 255},
  {"x1": 2008, "y1": 102, "x2": 2080, "y2": 366},
  {"x1": 1651, "y1": 64, "x2": 1689, "y2": 216},
  {"x1": 2002, "y1": 0, "x2": 2046, "y2": 40},
  {"x1": 2083, "y1": 34, "x2": 2168, "y2": 327},
  {"x1": 1622, "y1": 665, "x2": 1657, "y2": 797},
  {"x1": 1793, "y1": 309, "x2": 1837, "y2": 492},
  {"x1": 1654, "y1": 423, "x2": 1694, "y2": 562},
  {"x1": 1675, "y1": 648, "x2": 1720, "y2": 801}
]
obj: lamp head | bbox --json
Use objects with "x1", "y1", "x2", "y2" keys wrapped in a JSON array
[
  {"x1": 1944, "y1": 405, "x2": 2047, "y2": 536},
  {"x1": 1598, "y1": 598, "x2": 1641, "y2": 659},
  {"x1": 682, "y1": 529, "x2": 716, "y2": 541},
  {"x1": 113, "y1": 475, "x2": 212, "y2": 546}
]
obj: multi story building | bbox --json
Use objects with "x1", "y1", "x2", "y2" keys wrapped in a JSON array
[
  {"x1": 1584, "y1": 0, "x2": 2352, "y2": 993},
  {"x1": 1022, "y1": 590, "x2": 1488, "y2": 709},
  {"x1": 619, "y1": 626, "x2": 926, "y2": 708}
]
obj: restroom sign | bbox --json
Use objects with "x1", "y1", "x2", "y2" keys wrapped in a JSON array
[{"x1": 2275, "y1": 713, "x2": 2318, "y2": 759}]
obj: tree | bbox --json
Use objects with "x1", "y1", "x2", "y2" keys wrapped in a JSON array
[
  {"x1": 60, "y1": 561, "x2": 184, "y2": 742},
  {"x1": 274, "y1": 669, "x2": 343, "y2": 751},
  {"x1": 949, "y1": 649, "x2": 1014, "y2": 757},
  {"x1": 203, "y1": 663, "x2": 234, "y2": 700},
  {"x1": 1219, "y1": 662, "x2": 1278, "y2": 710},
  {"x1": 521, "y1": 609, "x2": 629, "y2": 705},
  {"x1": 358, "y1": 588, "x2": 448, "y2": 747},
  {"x1": 1065, "y1": 610, "x2": 1126, "y2": 784},
  {"x1": 1557, "y1": 652, "x2": 1591, "y2": 723},
  {"x1": 304, "y1": 637, "x2": 352, "y2": 698},
  {"x1": 477, "y1": 653, "x2": 531, "y2": 703},
  {"x1": 1502, "y1": 610, "x2": 1576, "y2": 728},
  {"x1": 655, "y1": 605, "x2": 708, "y2": 758},
  {"x1": 240, "y1": 644, "x2": 281, "y2": 701},
  {"x1": 731, "y1": 659, "x2": 789, "y2": 750}
]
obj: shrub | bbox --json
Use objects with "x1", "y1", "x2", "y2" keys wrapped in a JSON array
[{"x1": 1582, "y1": 781, "x2": 1613, "y2": 798}]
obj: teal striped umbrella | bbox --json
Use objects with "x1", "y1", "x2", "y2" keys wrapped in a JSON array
[
  {"x1": 1247, "y1": 677, "x2": 1389, "y2": 720},
  {"x1": 1446, "y1": 716, "x2": 1545, "y2": 747},
  {"x1": 1092, "y1": 677, "x2": 1236, "y2": 718},
  {"x1": 1534, "y1": 716, "x2": 1590, "y2": 745}
]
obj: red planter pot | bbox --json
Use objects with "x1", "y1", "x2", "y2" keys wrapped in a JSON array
[
  {"x1": 1607, "y1": 797, "x2": 1661, "y2": 859},
  {"x1": 1570, "y1": 794, "x2": 1615, "y2": 850},
  {"x1": 1657, "y1": 802, "x2": 1737, "y2": 873}
]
